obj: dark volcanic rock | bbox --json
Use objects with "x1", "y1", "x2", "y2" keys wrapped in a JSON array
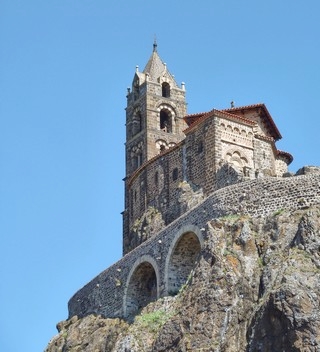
[{"x1": 46, "y1": 206, "x2": 320, "y2": 352}]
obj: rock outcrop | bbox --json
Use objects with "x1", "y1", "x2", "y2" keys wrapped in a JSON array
[{"x1": 46, "y1": 206, "x2": 320, "y2": 351}]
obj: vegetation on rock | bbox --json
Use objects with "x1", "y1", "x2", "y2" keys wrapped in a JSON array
[{"x1": 46, "y1": 206, "x2": 320, "y2": 351}]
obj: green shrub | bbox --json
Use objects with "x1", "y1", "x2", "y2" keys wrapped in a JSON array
[{"x1": 135, "y1": 310, "x2": 172, "y2": 333}]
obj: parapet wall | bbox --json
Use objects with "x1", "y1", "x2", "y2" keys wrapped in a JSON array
[{"x1": 68, "y1": 172, "x2": 320, "y2": 320}]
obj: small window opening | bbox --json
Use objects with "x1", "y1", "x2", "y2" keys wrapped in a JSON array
[
  {"x1": 172, "y1": 168, "x2": 179, "y2": 181},
  {"x1": 162, "y1": 82, "x2": 170, "y2": 98},
  {"x1": 198, "y1": 141, "x2": 204, "y2": 154},
  {"x1": 132, "y1": 152, "x2": 143, "y2": 170},
  {"x1": 132, "y1": 112, "x2": 142, "y2": 136},
  {"x1": 137, "y1": 153, "x2": 142, "y2": 167},
  {"x1": 160, "y1": 145, "x2": 166, "y2": 152},
  {"x1": 155, "y1": 171, "x2": 159, "y2": 185},
  {"x1": 160, "y1": 110, "x2": 172, "y2": 133}
]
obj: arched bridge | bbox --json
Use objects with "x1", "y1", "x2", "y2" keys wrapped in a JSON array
[{"x1": 68, "y1": 172, "x2": 320, "y2": 320}]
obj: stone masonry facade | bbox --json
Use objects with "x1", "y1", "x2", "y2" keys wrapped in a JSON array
[
  {"x1": 69, "y1": 172, "x2": 320, "y2": 320},
  {"x1": 68, "y1": 44, "x2": 312, "y2": 321},
  {"x1": 122, "y1": 45, "x2": 292, "y2": 255}
]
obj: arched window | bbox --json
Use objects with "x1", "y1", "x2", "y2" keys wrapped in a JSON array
[
  {"x1": 130, "y1": 143, "x2": 143, "y2": 171},
  {"x1": 225, "y1": 150, "x2": 249, "y2": 170},
  {"x1": 155, "y1": 171, "x2": 159, "y2": 186},
  {"x1": 160, "y1": 110, "x2": 172, "y2": 133},
  {"x1": 162, "y1": 82, "x2": 170, "y2": 98},
  {"x1": 137, "y1": 152, "x2": 142, "y2": 168},
  {"x1": 132, "y1": 111, "x2": 142, "y2": 136},
  {"x1": 172, "y1": 168, "x2": 178, "y2": 181}
]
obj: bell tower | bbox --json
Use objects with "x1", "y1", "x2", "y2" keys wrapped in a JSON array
[
  {"x1": 123, "y1": 42, "x2": 188, "y2": 254},
  {"x1": 125, "y1": 42, "x2": 188, "y2": 178}
]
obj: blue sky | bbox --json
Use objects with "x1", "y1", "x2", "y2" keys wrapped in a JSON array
[{"x1": 1, "y1": 1, "x2": 319, "y2": 351}]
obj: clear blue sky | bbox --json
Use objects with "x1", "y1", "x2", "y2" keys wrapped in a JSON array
[{"x1": 1, "y1": 1, "x2": 319, "y2": 351}]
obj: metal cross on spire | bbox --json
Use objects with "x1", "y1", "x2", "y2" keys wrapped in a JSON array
[{"x1": 153, "y1": 35, "x2": 157, "y2": 52}]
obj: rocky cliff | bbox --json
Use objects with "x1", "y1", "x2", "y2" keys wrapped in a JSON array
[{"x1": 46, "y1": 205, "x2": 320, "y2": 351}]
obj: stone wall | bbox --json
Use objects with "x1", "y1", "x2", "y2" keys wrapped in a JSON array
[
  {"x1": 69, "y1": 172, "x2": 320, "y2": 320},
  {"x1": 123, "y1": 107, "x2": 291, "y2": 254},
  {"x1": 123, "y1": 145, "x2": 185, "y2": 254}
]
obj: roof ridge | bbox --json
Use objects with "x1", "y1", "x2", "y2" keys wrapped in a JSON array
[
  {"x1": 223, "y1": 103, "x2": 265, "y2": 111},
  {"x1": 184, "y1": 108, "x2": 256, "y2": 134}
]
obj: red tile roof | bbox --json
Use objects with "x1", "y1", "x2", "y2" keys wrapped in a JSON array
[
  {"x1": 184, "y1": 108, "x2": 256, "y2": 134},
  {"x1": 223, "y1": 104, "x2": 282, "y2": 141},
  {"x1": 184, "y1": 112, "x2": 208, "y2": 126},
  {"x1": 277, "y1": 150, "x2": 293, "y2": 164},
  {"x1": 183, "y1": 103, "x2": 282, "y2": 140},
  {"x1": 255, "y1": 134, "x2": 274, "y2": 142}
]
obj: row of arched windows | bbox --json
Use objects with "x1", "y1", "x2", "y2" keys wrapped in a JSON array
[
  {"x1": 220, "y1": 123, "x2": 253, "y2": 138},
  {"x1": 156, "y1": 139, "x2": 176, "y2": 153},
  {"x1": 129, "y1": 107, "x2": 174, "y2": 139},
  {"x1": 154, "y1": 167, "x2": 179, "y2": 187}
]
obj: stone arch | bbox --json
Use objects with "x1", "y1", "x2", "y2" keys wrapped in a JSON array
[
  {"x1": 157, "y1": 104, "x2": 176, "y2": 133},
  {"x1": 124, "y1": 255, "x2": 159, "y2": 318},
  {"x1": 225, "y1": 148, "x2": 251, "y2": 169},
  {"x1": 160, "y1": 110, "x2": 171, "y2": 132},
  {"x1": 156, "y1": 139, "x2": 168, "y2": 153},
  {"x1": 165, "y1": 225, "x2": 203, "y2": 296}
]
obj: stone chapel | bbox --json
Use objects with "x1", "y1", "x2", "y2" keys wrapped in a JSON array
[
  {"x1": 122, "y1": 42, "x2": 293, "y2": 255},
  {"x1": 67, "y1": 44, "x2": 320, "y2": 322}
]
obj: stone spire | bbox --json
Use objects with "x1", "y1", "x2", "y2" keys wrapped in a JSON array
[{"x1": 143, "y1": 42, "x2": 178, "y2": 87}]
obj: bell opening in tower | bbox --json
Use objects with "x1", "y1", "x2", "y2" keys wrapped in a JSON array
[{"x1": 160, "y1": 110, "x2": 172, "y2": 133}]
